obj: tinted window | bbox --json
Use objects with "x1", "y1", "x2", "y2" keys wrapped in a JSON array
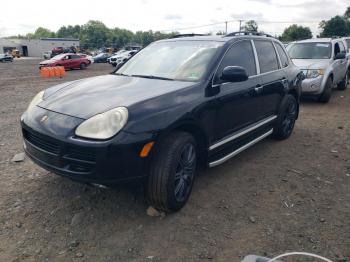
[
  {"x1": 72, "y1": 55, "x2": 81, "y2": 59},
  {"x1": 338, "y1": 41, "x2": 345, "y2": 53},
  {"x1": 254, "y1": 40, "x2": 279, "y2": 73},
  {"x1": 275, "y1": 43, "x2": 289, "y2": 68},
  {"x1": 215, "y1": 40, "x2": 256, "y2": 83}
]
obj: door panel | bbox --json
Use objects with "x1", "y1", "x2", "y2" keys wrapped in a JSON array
[
  {"x1": 212, "y1": 40, "x2": 264, "y2": 142},
  {"x1": 260, "y1": 71, "x2": 286, "y2": 118},
  {"x1": 215, "y1": 76, "x2": 263, "y2": 140}
]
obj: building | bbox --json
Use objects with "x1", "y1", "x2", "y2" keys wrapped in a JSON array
[{"x1": 0, "y1": 38, "x2": 80, "y2": 57}]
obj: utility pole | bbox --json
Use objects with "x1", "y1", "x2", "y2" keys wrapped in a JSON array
[
  {"x1": 238, "y1": 20, "x2": 243, "y2": 32},
  {"x1": 225, "y1": 21, "x2": 228, "y2": 34}
]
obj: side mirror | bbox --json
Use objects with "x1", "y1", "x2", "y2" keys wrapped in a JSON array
[
  {"x1": 334, "y1": 52, "x2": 346, "y2": 60},
  {"x1": 221, "y1": 66, "x2": 249, "y2": 82}
]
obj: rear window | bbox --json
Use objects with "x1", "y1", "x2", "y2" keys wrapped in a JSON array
[
  {"x1": 254, "y1": 40, "x2": 279, "y2": 73},
  {"x1": 275, "y1": 43, "x2": 289, "y2": 68}
]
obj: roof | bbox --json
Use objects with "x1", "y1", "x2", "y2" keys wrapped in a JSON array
[
  {"x1": 294, "y1": 38, "x2": 335, "y2": 44},
  {"x1": 158, "y1": 34, "x2": 280, "y2": 44}
]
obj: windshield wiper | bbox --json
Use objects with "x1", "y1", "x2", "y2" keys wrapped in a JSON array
[
  {"x1": 130, "y1": 74, "x2": 174, "y2": 81},
  {"x1": 114, "y1": 72, "x2": 129, "y2": 76}
]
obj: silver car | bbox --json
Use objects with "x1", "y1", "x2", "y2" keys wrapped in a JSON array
[{"x1": 287, "y1": 38, "x2": 348, "y2": 103}]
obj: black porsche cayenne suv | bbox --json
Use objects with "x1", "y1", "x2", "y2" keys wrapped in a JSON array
[{"x1": 21, "y1": 32, "x2": 302, "y2": 212}]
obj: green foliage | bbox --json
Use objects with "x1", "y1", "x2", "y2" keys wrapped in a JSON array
[
  {"x1": 243, "y1": 20, "x2": 258, "y2": 32},
  {"x1": 345, "y1": 7, "x2": 350, "y2": 19},
  {"x1": 33, "y1": 27, "x2": 55, "y2": 38},
  {"x1": 15, "y1": 20, "x2": 176, "y2": 49},
  {"x1": 281, "y1": 24, "x2": 312, "y2": 42},
  {"x1": 320, "y1": 15, "x2": 350, "y2": 37}
]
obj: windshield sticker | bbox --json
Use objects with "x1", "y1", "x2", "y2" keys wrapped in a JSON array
[{"x1": 316, "y1": 43, "x2": 330, "y2": 47}]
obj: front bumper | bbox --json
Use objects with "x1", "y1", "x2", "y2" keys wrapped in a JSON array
[
  {"x1": 21, "y1": 106, "x2": 154, "y2": 185},
  {"x1": 301, "y1": 75, "x2": 324, "y2": 95}
]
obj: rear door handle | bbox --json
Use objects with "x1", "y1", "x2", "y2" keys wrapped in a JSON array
[{"x1": 254, "y1": 85, "x2": 263, "y2": 93}]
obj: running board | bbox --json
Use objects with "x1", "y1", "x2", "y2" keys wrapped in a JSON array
[{"x1": 209, "y1": 129, "x2": 273, "y2": 167}]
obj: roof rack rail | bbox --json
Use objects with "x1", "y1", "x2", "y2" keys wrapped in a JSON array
[
  {"x1": 331, "y1": 36, "x2": 342, "y2": 39},
  {"x1": 225, "y1": 31, "x2": 274, "y2": 38},
  {"x1": 169, "y1": 33, "x2": 208, "y2": 39}
]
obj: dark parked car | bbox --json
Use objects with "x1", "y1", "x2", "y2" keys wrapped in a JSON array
[
  {"x1": 39, "y1": 53, "x2": 91, "y2": 70},
  {"x1": 92, "y1": 53, "x2": 110, "y2": 63},
  {"x1": 21, "y1": 33, "x2": 302, "y2": 212},
  {"x1": 0, "y1": 53, "x2": 14, "y2": 62}
]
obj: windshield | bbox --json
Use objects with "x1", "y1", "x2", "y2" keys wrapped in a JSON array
[
  {"x1": 117, "y1": 41, "x2": 223, "y2": 82},
  {"x1": 345, "y1": 39, "x2": 350, "y2": 50},
  {"x1": 51, "y1": 54, "x2": 66, "y2": 60},
  {"x1": 287, "y1": 42, "x2": 332, "y2": 59}
]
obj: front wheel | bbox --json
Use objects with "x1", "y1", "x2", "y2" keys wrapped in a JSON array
[
  {"x1": 272, "y1": 94, "x2": 298, "y2": 140},
  {"x1": 146, "y1": 132, "x2": 197, "y2": 212},
  {"x1": 80, "y1": 63, "x2": 87, "y2": 70},
  {"x1": 318, "y1": 77, "x2": 332, "y2": 103},
  {"x1": 337, "y1": 71, "x2": 348, "y2": 90}
]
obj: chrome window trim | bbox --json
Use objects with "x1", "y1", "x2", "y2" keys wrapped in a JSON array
[
  {"x1": 209, "y1": 115, "x2": 277, "y2": 151},
  {"x1": 209, "y1": 129, "x2": 273, "y2": 167},
  {"x1": 251, "y1": 40, "x2": 260, "y2": 74}
]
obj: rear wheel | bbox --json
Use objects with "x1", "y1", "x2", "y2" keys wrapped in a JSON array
[
  {"x1": 147, "y1": 132, "x2": 197, "y2": 212},
  {"x1": 337, "y1": 71, "x2": 348, "y2": 90},
  {"x1": 318, "y1": 77, "x2": 332, "y2": 103},
  {"x1": 273, "y1": 94, "x2": 298, "y2": 140}
]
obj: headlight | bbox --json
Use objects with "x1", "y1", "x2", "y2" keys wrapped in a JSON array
[
  {"x1": 75, "y1": 107, "x2": 128, "y2": 140},
  {"x1": 306, "y1": 69, "x2": 324, "y2": 78},
  {"x1": 27, "y1": 91, "x2": 44, "y2": 111}
]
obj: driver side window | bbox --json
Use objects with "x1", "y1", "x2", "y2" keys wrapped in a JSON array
[{"x1": 214, "y1": 40, "x2": 256, "y2": 84}]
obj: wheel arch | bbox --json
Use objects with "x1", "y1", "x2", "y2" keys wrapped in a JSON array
[{"x1": 157, "y1": 121, "x2": 209, "y2": 167}]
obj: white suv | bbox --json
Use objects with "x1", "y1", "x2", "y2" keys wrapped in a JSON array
[{"x1": 287, "y1": 38, "x2": 348, "y2": 103}]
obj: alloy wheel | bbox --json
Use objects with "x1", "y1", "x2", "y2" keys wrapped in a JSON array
[{"x1": 174, "y1": 143, "x2": 196, "y2": 202}]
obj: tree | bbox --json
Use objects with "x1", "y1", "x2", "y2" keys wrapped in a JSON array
[
  {"x1": 33, "y1": 27, "x2": 55, "y2": 38},
  {"x1": 320, "y1": 16, "x2": 350, "y2": 37},
  {"x1": 345, "y1": 7, "x2": 350, "y2": 19},
  {"x1": 281, "y1": 24, "x2": 312, "y2": 42},
  {"x1": 243, "y1": 20, "x2": 258, "y2": 32}
]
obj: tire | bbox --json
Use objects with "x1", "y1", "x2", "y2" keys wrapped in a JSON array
[
  {"x1": 80, "y1": 63, "x2": 87, "y2": 70},
  {"x1": 318, "y1": 77, "x2": 332, "y2": 103},
  {"x1": 337, "y1": 71, "x2": 348, "y2": 90},
  {"x1": 147, "y1": 132, "x2": 197, "y2": 212},
  {"x1": 272, "y1": 94, "x2": 298, "y2": 140}
]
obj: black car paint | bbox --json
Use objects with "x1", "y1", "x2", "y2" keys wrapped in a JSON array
[{"x1": 21, "y1": 36, "x2": 302, "y2": 185}]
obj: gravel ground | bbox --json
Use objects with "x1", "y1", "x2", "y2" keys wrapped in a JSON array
[{"x1": 0, "y1": 58, "x2": 349, "y2": 262}]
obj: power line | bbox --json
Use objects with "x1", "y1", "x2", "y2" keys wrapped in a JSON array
[{"x1": 160, "y1": 19, "x2": 322, "y2": 33}]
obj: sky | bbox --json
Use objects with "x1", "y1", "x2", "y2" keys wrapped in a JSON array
[{"x1": 0, "y1": 0, "x2": 348, "y2": 37}]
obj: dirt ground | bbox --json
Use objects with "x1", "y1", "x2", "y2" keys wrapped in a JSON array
[{"x1": 0, "y1": 58, "x2": 349, "y2": 262}]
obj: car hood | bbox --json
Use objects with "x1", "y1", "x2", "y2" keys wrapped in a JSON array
[
  {"x1": 291, "y1": 59, "x2": 330, "y2": 69},
  {"x1": 39, "y1": 74, "x2": 195, "y2": 119}
]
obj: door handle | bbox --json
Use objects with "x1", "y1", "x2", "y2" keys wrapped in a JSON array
[{"x1": 254, "y1": 85, "x2": 263, "y2": 93}]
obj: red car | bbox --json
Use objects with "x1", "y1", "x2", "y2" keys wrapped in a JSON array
[{"x1": 39, "y1": 53, "x2": 90, "y2": 70}]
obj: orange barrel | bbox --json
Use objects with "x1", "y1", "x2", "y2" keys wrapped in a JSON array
[
  {"x1": 59, "y1": 66, "x2": 65, "y2": 77},
  {"x1": 40, "y1": 67, "x2": 45, "y2": 78},
  {"x1": 42, "y1": 67, "x2": 49, "y2": 78},
  {"x1": 53, "y1": 67, "x2": 61, "y2": 77},
  {"x1": 48, "y1": 67, "x2": 54, "y2": 78}
]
